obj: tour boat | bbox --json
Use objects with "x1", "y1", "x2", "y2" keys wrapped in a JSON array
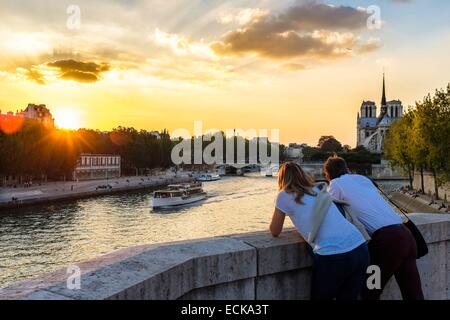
[
  {"x1": 196, "y1": 173, "x2": 221, "y2": 182},
  {"x1": 264, "y1": 165, "x2": 280, "y2": 177},
  {"x1": 151, "y1": 182, "x2": 207, "y2": 209}
]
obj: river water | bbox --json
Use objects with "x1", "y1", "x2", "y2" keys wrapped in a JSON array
[{"x1": 0, "y1": 175, "x2": 407, "y2": 289}]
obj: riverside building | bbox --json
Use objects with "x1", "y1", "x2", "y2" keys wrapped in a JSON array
[{"x1": 73, "y1": 154, "x2": 121, "y2": 181}]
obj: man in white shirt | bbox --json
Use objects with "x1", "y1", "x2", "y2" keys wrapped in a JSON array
[{"x1": 323, "y1": 156, "x2": 424, "y2": 300}]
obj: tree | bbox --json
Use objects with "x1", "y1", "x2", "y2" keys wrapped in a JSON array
[
  {"x1": 384, "y1": 113, "x2": 415, "y2": 188},
  {"x1": 317, "y1": 135, "x2": 343, "y2": 153},
  {"x1": 410, "y1": 97, "x2": 432, "y2": 194},
  {"x1": 343, "y1": 145, "x2": 352, "y2": 152},
  {"x1": 385, "y1": 84, "x2": 450, "y2": 199},
  {"x1": 417, "y1": 86, "x2": 450, "y2": 198},
  {"x1": 0, "y1": 120, "x2": 178, "y2": 183}
]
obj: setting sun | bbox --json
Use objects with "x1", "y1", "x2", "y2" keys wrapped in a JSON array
[{"x1": 53, "y1": 108, "x2": 82, "y2": 130}]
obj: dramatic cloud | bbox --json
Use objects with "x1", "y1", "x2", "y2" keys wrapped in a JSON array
[
  {"x1": 0, "y1": 0, "x2": 385, "y2": 85},
  {"x1": 47, "y1": 60, "x2": 109, "y2": 74},
  {"x1": 211, "y1": 2, "x2": 377, "y2": 60},
  {"x1": 276, "y1": 2, "x2": 369, "y2": 31},
  {"x1": 25, "y1": 67, "x2": 47, "y2": 85},
  {"x1": 47, "y1": 59, "x2": 110, "y2": 83},
  {"x1": 59, "y1": 70, "x2": 99, "y2": 83}
]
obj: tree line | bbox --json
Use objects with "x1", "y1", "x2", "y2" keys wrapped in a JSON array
[
  {"x1": 172, "y1": 133, "x2": 285, "y2": 168},
  {"x1": 384, "y1": 84, "x2": 450, "y2": 199},
  {"x1": 0, "y1": 120, "x2": 173, "y2": 183},
  {"x1": 0, "y1": 120, "x2": 285, "y2": 183},
  {"x1": 300, "y1": 136, "x2": 381, "y2": 176}
]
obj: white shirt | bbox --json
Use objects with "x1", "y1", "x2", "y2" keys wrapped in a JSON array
[
  {"x1": 275, "y1": 187, "x2": 366, "y2": 256},
  {"x1": 328, "y1": 174, "x2": 402, "y2": 235}
]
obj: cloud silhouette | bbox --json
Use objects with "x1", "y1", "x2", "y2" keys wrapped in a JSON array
[
  {"x1": 47, "y1": 59, "x2": 110, "y2": 83},
  {"x1": 59, "y1": 70, "x2": 99, "y2": 83},
  {"x1": 26, "y1": 68, "x2": 46, "y2": 84}
]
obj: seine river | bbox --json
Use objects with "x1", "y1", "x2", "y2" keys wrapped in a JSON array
[{"x1": 0, "y1": 175, "x2": 407, "y2": 289}]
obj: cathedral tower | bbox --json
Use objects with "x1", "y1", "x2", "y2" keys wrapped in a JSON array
[
  {"x1": 381, "y1": 73, "x2": 387, "y2": 111},
  {"x1": 357, "y1": 73, "x2": 403, "y2": 153}
]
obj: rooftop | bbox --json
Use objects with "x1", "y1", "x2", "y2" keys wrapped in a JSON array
[{"x1": 80, "y1": 153, "x2": 121, "y2": 157}]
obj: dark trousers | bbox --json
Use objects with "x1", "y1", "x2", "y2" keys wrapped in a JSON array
[
  {"x1": 311, "y1": 243, "x2": 370, "y2": 300},
  {"x1": 361, "y1": 224, "x2": 424, "y2": 300}
]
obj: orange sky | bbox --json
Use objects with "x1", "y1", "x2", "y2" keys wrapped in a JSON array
[{"x1": 0, "y1": 0, "x2": 449, "y2": 146}]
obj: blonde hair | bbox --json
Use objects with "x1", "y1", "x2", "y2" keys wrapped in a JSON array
[{"x1": 278, "y1": 162, "x2": 316, "y2": 204}]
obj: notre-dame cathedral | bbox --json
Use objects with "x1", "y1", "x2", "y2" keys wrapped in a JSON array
[{"x1": 357, "y1": 74, "x2": 403, "y2": 153}]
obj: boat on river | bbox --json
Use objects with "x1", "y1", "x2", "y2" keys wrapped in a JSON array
[
  {"x1": 264, "y1": 165, "x2": 280, "y2": 177},
  {"x1": 196, "y1": 173, "x2": 221, "y2": 182},
  {"x1": 151, "y1": 182, "x2": 207, "y2": 209}
]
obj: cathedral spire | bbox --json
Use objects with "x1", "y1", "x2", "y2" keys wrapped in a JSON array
[{"x1": 381, "y1": 72, "x2": 387, "y2": 107}]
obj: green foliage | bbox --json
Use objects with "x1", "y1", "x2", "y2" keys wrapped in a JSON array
[
  {"x1": 0, "y1": 122, "x2": 284, "y2": 181},
  {"x1": 340, "y1": 148, "x2": 380, "y2": 164},
  {"x1": 178, "y1": 134, "x2": 284, "y2": 166},
  {"x1": 0, "y1": 120, "x2": 79, "y2": 180},
  {"x1": 303, "y1": 140, "x2": 380, "y2": 164},
  {"x1": 317, "y1": 135, "x2": 343, "y2": 152},
  {"x1": 384, "y1": 112, "x2": 415, "y2": 185},
  {"x1": 384, "y1": 84, "x2": 450, "y2": 197}
]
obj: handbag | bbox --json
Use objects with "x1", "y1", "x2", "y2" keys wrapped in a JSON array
[
  {"x1": 370, "y1": 179, "x2": 428, "y2": 259},
  {"x1": 403, "y1": 219, "x2": 429, "y2": 259}
]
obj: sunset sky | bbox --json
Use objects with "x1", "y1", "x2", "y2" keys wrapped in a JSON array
[{"x1": 0, "y1": 0, "x2": 449, "y2": 146}]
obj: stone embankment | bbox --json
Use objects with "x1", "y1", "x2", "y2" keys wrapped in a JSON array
[{"x1": 391, "y1": 191, "x2": 449, "y2": 214}]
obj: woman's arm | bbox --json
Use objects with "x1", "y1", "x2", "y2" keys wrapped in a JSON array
[{"x1": 270, "y1": 208, "x2": 286, "y2": 237}]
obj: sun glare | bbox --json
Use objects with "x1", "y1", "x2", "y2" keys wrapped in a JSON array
[{"x1": 54, "y1": 108, "x2": 82, "y2": 130}]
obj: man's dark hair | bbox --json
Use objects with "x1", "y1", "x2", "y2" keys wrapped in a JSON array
[{"x1": 323, "y1": 156, "x2": 350, "y2": 181}]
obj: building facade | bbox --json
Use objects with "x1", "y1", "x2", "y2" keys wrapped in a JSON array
[
  {"x1": 356, "y1": 75, "x2": 403, "y2": 153},
  {"x1": 73, "y1": 154, "x2": 121, "y2": 181},
  {"x1": 285, "y1": 143, "x2": 307, "y2": 161},
  {"x1": 0, "y1": 104, "x2": 54, "y2": 127},
  {"x1": 20, "y1": 104, "x2": 54, "y2": 126}
]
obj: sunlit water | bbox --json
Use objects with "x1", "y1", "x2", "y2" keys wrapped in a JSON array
[{"x1": 0, "y1": 176, "x2": 407, "y2": 289}]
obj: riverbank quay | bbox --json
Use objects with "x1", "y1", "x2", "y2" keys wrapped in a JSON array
[
  {"x1": 0, "y1": 174, "x2": 194, "y2": 211},
  {"x1": 0, "y1": 213, "x2": 448, "y2": 300},
  {"x1": 390, "y1": 191, "x2": 450, "y2": 214}
]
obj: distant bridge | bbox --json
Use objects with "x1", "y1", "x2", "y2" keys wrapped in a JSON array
[{"x1": 215, "y1": 163, "x2": 265, "y2": 175}]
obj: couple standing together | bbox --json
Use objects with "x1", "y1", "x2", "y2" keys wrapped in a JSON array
[{"x1": 270, "y1": 156, "x2": 424, "y2": 300}]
